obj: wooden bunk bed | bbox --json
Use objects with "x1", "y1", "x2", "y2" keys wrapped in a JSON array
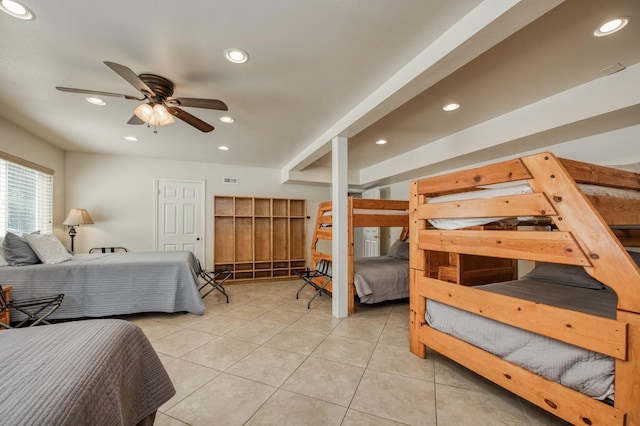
[
  {"x1": 310, "y1": 197, "x2": 409, "y2": 314},
  {"x1": 409, "y1": 152, "x2": 640, "y2": 425}
]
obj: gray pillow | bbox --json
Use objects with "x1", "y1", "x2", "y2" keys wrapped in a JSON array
[
  {"x1": 2, "y1": 232, "x2": 41, "y2": 266},
  {"x1": 387, "y1": 240, "x2": 409, "y2": 259},
  {"x1": 525, "y1": 251, "x2": 640, "y2": 290}
]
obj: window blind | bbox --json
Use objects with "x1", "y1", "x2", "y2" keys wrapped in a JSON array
[{"x1": 0, "y1": 158, "x2": 53, "y2": 235}]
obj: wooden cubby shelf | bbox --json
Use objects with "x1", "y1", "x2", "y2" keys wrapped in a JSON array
[{"x1": 214, "y1": 196, "x2": 307, "y2": 282}]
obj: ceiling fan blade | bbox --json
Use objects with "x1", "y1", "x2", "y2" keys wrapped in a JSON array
[
  {"x1": 56, "y1": 86, "x2": 144, "y2": 101},
  {"x1": 167, "y1": 106, "x2": 214, "y2": 132},
  {"x1": 127, "y1": 115, "x2": 145, "y2": 125},
  {"x1": 167, "y1": 97, "x2": 228, "y2": 111},
  {"x1": 103, "y1": 61, "x2": 156, "y2": 97}
]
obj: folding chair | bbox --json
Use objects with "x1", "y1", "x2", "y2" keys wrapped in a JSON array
[
  {"x1": 296, "y1": 259, "x2": 332, "y2": 309},
  {"x1": 195, "y1": 260, "x2": 230, "y2": 302},
  {"x1": 0, "y1": 284, "x2": 64, "y2": 329}
]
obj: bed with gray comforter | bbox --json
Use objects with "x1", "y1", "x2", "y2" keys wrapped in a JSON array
[
  {"x1": 426, "y1": 262, "x2": 618, "y2": 401},
  {"x1": 0, "y1": 319, "x2": 175, "y2": 425},
  {"x1": 0, "y1": 251, "x2": 205, "y2": 321},
  {"x1": 354, "y1": 256, "x2": 409, "y2": 304}
]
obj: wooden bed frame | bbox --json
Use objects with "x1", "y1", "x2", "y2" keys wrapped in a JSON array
[
  {"x1": 409, "y1": 152, "x2": 640, "y2": 425},
  {"x1": 310, "y1": 197, "x2": 409, "y2": 314}
]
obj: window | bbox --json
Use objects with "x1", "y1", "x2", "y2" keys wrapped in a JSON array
[{"x1": 0, "y1": 153, "x2": 53, "y2": 235}]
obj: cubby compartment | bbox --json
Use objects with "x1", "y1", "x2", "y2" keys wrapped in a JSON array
[
  {"x1": 214, "y1": 217, "x2": 234, "y2": 263},
  {"x1": 289, "y1": 218, "x2": 305, "y2": 260},
  {"x1": 254, "y1": 218, "x2": 271, "y2": 261},
  {"x1": 255, "y1": 262, "x2": 272, "y2": 270},
  {"x1": 235, "y1": 198, "x2": 253, "y2": 216},
  {"x1": 235, "y1": 271, "x2": 254, "y2": 280},
  {"x1": 272, "y1": 199, "x2": 288, "y2": 217},
  {"x1": 272, "y1": 269, "x2": 290, "y2": 278},
  {"x1": 255, "y1": 271, "x2": 272, "y2": 279},
  {"x1": 214, "y1": 197, "x2": 234, "y2": 216},
  {"x1": 254, "y1": 198, "x2": 271, "y2": 217},
  {"x1": 289, "y1": 200, "x2": 306, "y2": 217},
  {"x1": 234, "y1": 218, "x2": 253, "y2": 262},
  {"x1": 272, "y1": 218, "x2": 288, "y2": 261}
]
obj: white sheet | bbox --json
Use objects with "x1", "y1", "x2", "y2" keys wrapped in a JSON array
[{"x1": 427, "y1": 183, "x2": 640, "y2": 230}]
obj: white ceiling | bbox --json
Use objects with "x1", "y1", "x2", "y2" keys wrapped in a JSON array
[{"x1": 1, "y1": 0, "x2": 638, "y2": 189}]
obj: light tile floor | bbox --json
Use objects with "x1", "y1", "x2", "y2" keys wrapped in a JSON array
[{"x1": 125, "y1": 279, "x2": 569, "y2": 425}]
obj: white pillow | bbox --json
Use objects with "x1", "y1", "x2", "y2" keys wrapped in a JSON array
[
  {"x1": 23, "y1": 233, "x2": 72, "y2": 264},
  {"x1": 0, "y1": 237, "x2": 7, "y2": 267}
]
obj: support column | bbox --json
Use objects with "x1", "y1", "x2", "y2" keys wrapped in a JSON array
[{"x1": 331, "y1": 136, "x2": 348, "y2": 318}]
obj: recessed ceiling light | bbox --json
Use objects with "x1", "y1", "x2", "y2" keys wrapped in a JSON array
[
  {"x1": 224, "y1": 48, "x2": 249, "y2": 64},
  {"x1": 375, "y1": 139, "x2": 388, "y2": 145},
  {"x1": 219, "y1": 116, "x2": 235, "y2": 124},
  {"x1": 85, "y1": 97, "x2": 107, "y2": 106},
  {"x1": 124, "y1": 136, "x2": 138, "y2": 141},
  {"x1": 0, "y1": 0, "x2": 34, "y2": 20},
  {"x1": 594, "y1": 17, "x2": 629, "y2": 37},
  {"x1": 443, "y1": 103, "x2": 460, "y2": 111},
  {"x1": 218, "y1": 145, "x2": 230, "y2": 151}
]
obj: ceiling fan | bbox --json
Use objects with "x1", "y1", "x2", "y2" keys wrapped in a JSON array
[{"x1": 56, "y1": 61, "x2": 228, "y2": 133}]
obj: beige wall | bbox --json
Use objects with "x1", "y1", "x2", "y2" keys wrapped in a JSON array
[
  {"x1": 65, "y1": 152, "x2": 330, "y2": 268},
  {"x1": 0, "y1": 117, "x2": 67, "y2": 242}
]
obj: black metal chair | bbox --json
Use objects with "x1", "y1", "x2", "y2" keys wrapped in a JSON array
[
  {"x1": 195, "y1": 260, "x2": 230, "y2": 302},
  {"x1": 0, "y1": 284, "x2": 64, "y2": 329},
  {"x1": 296, "y1": 259, "x2": 332, "y2": 309}
]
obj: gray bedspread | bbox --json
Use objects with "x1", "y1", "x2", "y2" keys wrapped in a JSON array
[
  {"x1": 0, "y1": 319, "x2": 175, "y2": 425},
  {"x1": 354, "y1": 256, "x2": 409, "y2": 304},
  {"x1": 0, "y1": 251, "x2": 205, "y2": 321},
  {"x1": 426, "y1": 278, "x2": 617, "y2": 400}
]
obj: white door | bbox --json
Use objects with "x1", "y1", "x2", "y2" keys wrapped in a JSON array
[
  {"x1": 362, "y1": 187, "x2": 380, "y2": 257},
  {"x1": 155, "y1": 179, "x2": 205, "y2": 260}
]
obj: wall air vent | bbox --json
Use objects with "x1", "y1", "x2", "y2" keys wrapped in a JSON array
[{"x1": 223, "y1": 177, "x2": 239, "y2": 184}]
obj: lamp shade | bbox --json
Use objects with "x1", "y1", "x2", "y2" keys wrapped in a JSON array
[
  {"x1": 134, "y1": 103, "x2": 175, "y2": 126},
  {"x1": 63, "y1": 209, "x2": 94, "y2": 226}
]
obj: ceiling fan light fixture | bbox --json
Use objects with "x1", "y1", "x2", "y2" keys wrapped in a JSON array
[
  {"x1": 224, "y1": 48, "x2": 249, "y2": 64},
  {"x1": 0, "y1": 0, "x2": 34, "y2": 20},
  {"x1": 594, "y1": 17, "x2": 629, "y2": 37},
  {"x1": 134, "y1": 103, "x2": 175, "y2": 126},
  {"x1": 220, "y1": 116, "x2": 235, "y2": 124}
]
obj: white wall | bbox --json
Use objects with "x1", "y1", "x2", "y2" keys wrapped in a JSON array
[
  {"x1": 0, "y1": 117, "x2": 67, "y2": 242},
  {"x1": 65, "y1": 152, "x2": 330, "y2": 268}
]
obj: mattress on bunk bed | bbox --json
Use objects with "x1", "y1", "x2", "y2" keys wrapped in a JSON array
[
  {"x1": 426, "y1": 261, "x2": 621, "y2": 400},
  {"x1": 427, "y1": 182, "x2": 640, "y2": 230},
  {"x1": 354, "y1": 255, "x2": 409, "y2": 304}
]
